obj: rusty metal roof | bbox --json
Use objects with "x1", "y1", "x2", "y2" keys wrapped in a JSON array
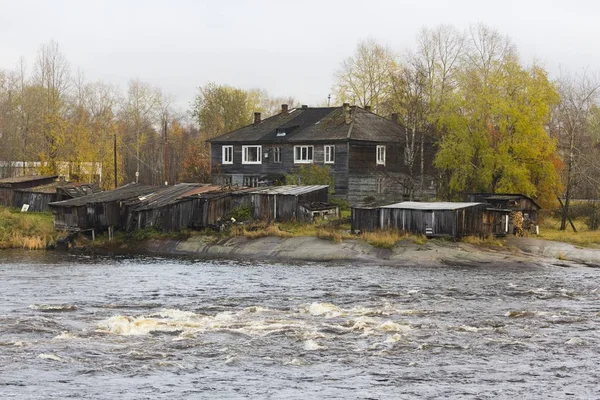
[
  {"x1": 133, "y1": 183, "x2": 202, "y2": 211},
  {"x1": 180, "y1": 185, "x2": 224, "y2": 197}
]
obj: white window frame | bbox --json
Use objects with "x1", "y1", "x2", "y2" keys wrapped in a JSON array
[
  {"x1": 324, "y1": 145, "x2": 335, "y2": 164},
  {"x1": 294, "y1": 145, "x2": 314, "y2": 164},
  {"x1": 222, "y1": 145, "x2": 233, "y2": 164},
  {"x1": 242, "y1": 145, "x2": 262, "y2": 164},
  {"x1": 376, "y1": 145, "x2": 386, "y2": 166},
  {"x1": 272, "y1": 147, "x2": 281, "y2": 163}
]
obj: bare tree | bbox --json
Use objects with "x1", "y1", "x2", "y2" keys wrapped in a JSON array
[
  {"x1": 551, "y1": 71, "x2": 600, "y2": 230},
  {"x1": 333, "y1": 38, "x2": 397, "y2": 114},
  {"x1": 32, "y1": 40, "x2": 72, "y2": 173}
]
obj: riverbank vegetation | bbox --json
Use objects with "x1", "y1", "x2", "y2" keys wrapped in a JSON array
[
  {"x1": 0, "y1": 206, "x2": 59, "y2": 249},
  {"x1": 539, "y1": 213, "x2": 600, "y2": 249}
]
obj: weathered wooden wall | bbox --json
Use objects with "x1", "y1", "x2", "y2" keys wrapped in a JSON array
[
  {"x1": 352, "y1": 204, "x2": 507, "y2": 238},
  {"x1": 212, "y1": 142, "x2": 349, "y2": 195},
  {"x1": 13, "y1": 191, "x2": 57, "y2": 212},
  {"x1": 350, "y1": 207, "x2": 380, "y2": 233},
  {"x1": 0, "y1": 188, "x2": 13, "y2": 207}
]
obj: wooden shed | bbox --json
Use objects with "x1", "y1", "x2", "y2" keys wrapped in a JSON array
[
  {"x1": 350, "y1": 206, "x2": 381, "y2": 233},
  {"x1": 0, "y1": 175, "x2": 58, "y2": 207},
  {"x1": 49, "y1": 183, "x2": 157, "y2": 232},
  {"x1": 13, "y1": 182, "x2": 101, "y2": 212},
  {"x1": 127, "y1": 185, "x2": 260, "y2": 232},
  {"x1": 467, "y1": 193, "x2": 541, "y2": 233},
  {"x1": 242, "y1": 185, "x2": 331, "y2": 222},
  {"x1": 128, "y1": 183, "x2": 200, "y2": 231},
  {"x1": 352, "y1": 201, "x2": 511, "y2": 238}
]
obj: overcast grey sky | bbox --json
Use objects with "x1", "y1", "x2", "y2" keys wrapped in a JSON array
[{"x1": 1, "y1": 0, "x2": 598, "y2": 110}]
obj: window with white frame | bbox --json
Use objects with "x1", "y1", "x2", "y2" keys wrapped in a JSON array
[
  {"x1": 376, "y1": 145, "x2": 386, "y2": 165},
  {"x1": 324, "y1": 145, "x2": 335, "y2": 164},
  {"x1": 243, "y1": 176, "x2": 259, "y2": 187},
  {"x1": 272, "y1": 147, "x2": 281, "y2": 163},
  {"x1": 222, "y1": 145, "x2": 233, "y2": 164},
  {"x1": 294, "y1": 145, "x2": 314, "y2": 163},
  {"x1": 242, "y1": 145, "x2": 262, "y2": 164}
]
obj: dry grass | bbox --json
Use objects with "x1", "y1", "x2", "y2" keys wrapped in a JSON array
[
  {"x1": 226, "y1": 218, "x2": 352, "y2": 243},
  {"x1": 538, "y1": 216, "x2": 600, "y2": 249},
  {"x1": 316, "y1": 228, "x2": 344, "y2": 243},
  {"x1": 0, "y1": 206, "x2": 59, "y2": 249},
  {"x1": 461, "y1": 235, "x2": 504, "y2": 247},
  {"x1": 360, "y1": 229, "x2": 428, "y2": 249}
]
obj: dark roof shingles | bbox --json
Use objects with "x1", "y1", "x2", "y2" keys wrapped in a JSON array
[{"x1": 209, "y1": 106, "x2": 410, "y2": 144}]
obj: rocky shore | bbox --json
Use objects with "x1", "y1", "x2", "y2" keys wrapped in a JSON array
[{"x1": 96, "y1": 234, "x2": 600, "y2": 268}]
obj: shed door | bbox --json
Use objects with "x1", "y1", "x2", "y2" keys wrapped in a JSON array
[{"x1": 424, "y1": 211, "x2": 434, "y2": 235}]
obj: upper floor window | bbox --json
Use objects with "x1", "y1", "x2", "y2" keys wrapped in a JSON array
[
  {"x1": 222, "y1": 145, "x2": 233, "y2": 164},
  {"x1": 294, "y1": 145, "x2": 313, "y2": 164},
  {"x1": 272, "y1": 147, "x2": 281, "y2": 163},
  {"x1": 324, "y1": 145, "x2": 335, "y2": 164},
  {"x1": 376, "y1": 145, "x2": 386, "y2": 165},
  {"x1": 242, "y1": 145, "x2": 262, "y2": 164}
]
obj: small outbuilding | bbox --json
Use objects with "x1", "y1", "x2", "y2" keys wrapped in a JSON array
[
  {"x1": 241, "y1": 185, "x2": 334, "y2": 222},
  {"x1": 49, "y1": 183, "x2": 157, "y2": 232},
  {"x1": 352, "y1": 201, "x2": 511, "y2": 238},
  {"x1": 128, "y1": 183, "x2": 202, "y2": 232},
  {"x1": 0, "y1": 175, "x2": 58, "y2": 207},
  {"x1": 128, "y1": 184, "x2": 257, "y2": 232},
  {"x1": 467, "y1": 193, "x2": 541, "y2": 233},
  {"x1": 13, "y1": 182, "x2": 101, "y2": 212}
]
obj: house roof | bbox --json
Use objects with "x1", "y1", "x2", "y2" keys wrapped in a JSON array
[
  {"x1": 208, "y1": 106, "x2": 413, "y2": 144},
  {"x1": 247, "y1": 185, "x2": 329, "y2": 196},
  {"x1": 382, "y1": 201, "x2": 483, "y2": 210},
  {"x1": 49, "y1": 183, "x2": 157, "y2": 208},
  {"x1": 0, "y1": 175, "x2": 58, "y2": 186}
]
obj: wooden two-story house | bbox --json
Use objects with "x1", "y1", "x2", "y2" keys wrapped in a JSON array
[{"x1": 209, "y1": 104, "x2": 437, "y2": 204}]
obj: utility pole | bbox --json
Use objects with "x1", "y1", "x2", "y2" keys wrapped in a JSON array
[
  {"x1": 113, "y1": 133, "x2": 118, "y2": 188},
  {"x1": 327, "y1": 94, "x2": 331, "y2": 107},
  {"x1": 163, "y1": 115, "x2": 169, "y2": 186}
]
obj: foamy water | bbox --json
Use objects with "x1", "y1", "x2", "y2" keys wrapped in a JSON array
[{"x1": 1, "y1": 250, "x2": 599, "y2": 399}]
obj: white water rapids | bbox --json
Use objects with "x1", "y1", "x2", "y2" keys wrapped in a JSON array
[{"x1": 1, "y1": 250, "x2": 599, "y2": 399}]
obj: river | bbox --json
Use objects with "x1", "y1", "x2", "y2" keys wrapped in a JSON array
[{"x1": 0, "y1": 250, "x2": 599, "y2": 399}]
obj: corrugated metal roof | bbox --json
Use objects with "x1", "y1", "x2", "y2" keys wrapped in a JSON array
[
  {"x1": 0, "y1": 175, "x2": 58, "y2": 185},
  {"x1": 248, "y1": 185, "x2": 329, "y2": 196},
  {"x1": 49, "y1": 183, "x2": 157, "y2": 207},
  {"x1": 381, "y1": 201, "x2": 483, "y2": 210}
]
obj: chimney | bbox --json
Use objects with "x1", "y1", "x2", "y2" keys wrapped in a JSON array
[
  {"x1": 281, "y1": 104, "x2": 289, "y2": 114},
  {"x1": 364, "y1": 105, "x2": 371, "y2": 112},
  {"x1": 343, "y1": 103, "x2": 351, "y2": 124},
  {"x1": 391, "y1": 112, "x2": 398, "y2": 123},
  {"x1": 254, "y1": 112, "x2": 261, "y2": 125}
]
